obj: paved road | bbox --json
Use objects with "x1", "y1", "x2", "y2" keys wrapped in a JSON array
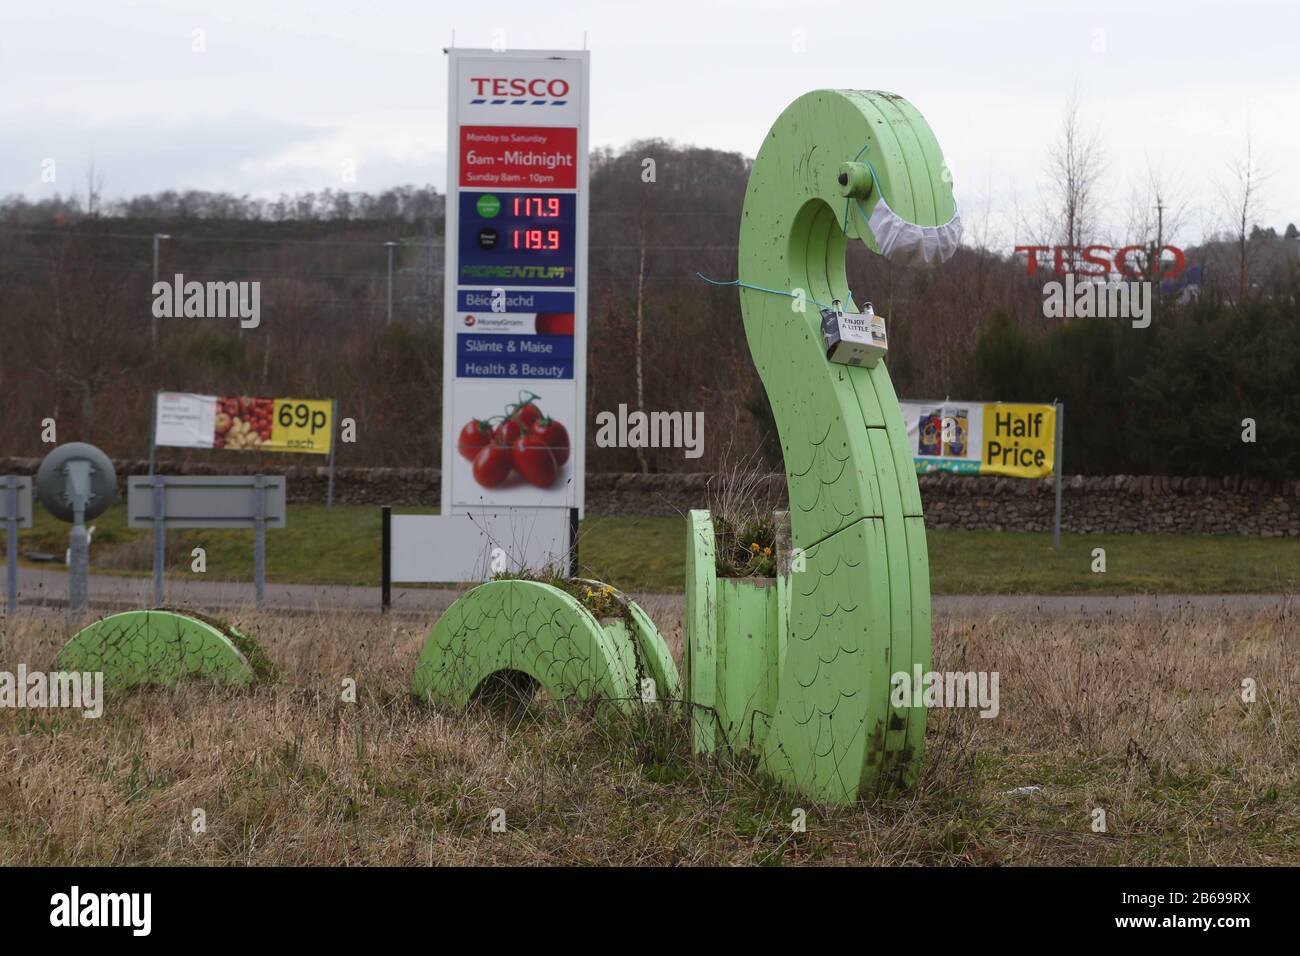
[
  {"x1": 3, "y1": 565, "x2": 1292, "y2": 619},
  {"x1": 4, "y1": 565, "x2": 457, "y2": 617}
]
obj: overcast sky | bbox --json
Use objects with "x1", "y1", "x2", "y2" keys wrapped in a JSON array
[{"x1": 3, "y1": 0, "x2": 1296, "y2": 246}]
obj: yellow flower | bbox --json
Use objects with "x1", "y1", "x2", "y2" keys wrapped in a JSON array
[
  {"x1": 750, "y1": 542, "x2": 760, "y2": 552},
  {"x1": 763, "y1": 547, "x2": 772, "y2": 555}
]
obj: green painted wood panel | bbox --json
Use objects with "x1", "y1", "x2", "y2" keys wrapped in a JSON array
[
  {"x1": 730, "y1": 90, "x2": 948, "y2": 802},
  {"x1": 56, "y1": 609, "x2": 272, "y2": 688},
  {"x1": 412, "y1": 579, "x2": 639, "y2": 713},
  {"x1": 685, "y1": 510, "x2": 719, "y2": 753}
]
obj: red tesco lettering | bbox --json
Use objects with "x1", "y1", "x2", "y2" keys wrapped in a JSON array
[{"x1": 469, "y1": 77, "x2": 571, "y2": 98}]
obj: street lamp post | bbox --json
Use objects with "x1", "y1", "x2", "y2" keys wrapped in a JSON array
[
  {"x1": 151, "y1": 233, "x2": 171, "y2": 346},
  {"x1": 384, "y1": 241, "x2": 397, "y2": 325}
]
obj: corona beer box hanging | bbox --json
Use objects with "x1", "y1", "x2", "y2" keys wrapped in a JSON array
[
  {"x1": 821, "y1": 302, "x2": 887, "y2": 367},
  {"x1": 900, "y1": 400, "x2": 1056, "y2": 478}
]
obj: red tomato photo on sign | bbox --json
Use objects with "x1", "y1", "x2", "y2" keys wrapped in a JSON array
[
  {"x1": 493, "y1": 417, "x2": 522, "y2": 445},
  {"x1": 472, "y1": 443, "x2": 514, "y2": 488},
  {"x1": 513, "y1": 402, "x2": 542, "y2": 429},
  {"x1": 535, "y1": 313, "x2": 574, "y2": 336},
  {"x1": 457, "y1": 419, "x2": 492, "y2": 461},
  {"x1": 530, "y1": 418, "x2": 570, "y2": 467},
  {"x1": 457, "y1": 386, "x2": 572, "y2": 497},
  {"x1": 511, "y1": 434, "x2": 557, "y2": 488}
]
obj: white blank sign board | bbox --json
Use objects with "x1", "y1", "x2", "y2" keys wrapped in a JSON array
[{"x1": 391, "y1": 509, "x2": 569, "y2": 583}]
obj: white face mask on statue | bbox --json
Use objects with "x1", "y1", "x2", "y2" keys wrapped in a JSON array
[{"x1": 867, "y1": 195, "x2": 962, "y2": 267}]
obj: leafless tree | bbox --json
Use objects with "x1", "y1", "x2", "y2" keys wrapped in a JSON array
[
  {"x1": 83, "y1": 160, "x2": 106, "y2": 217},
  {"x1": 1124, "y1": 159, "x2": 1191, "y2": 283},
  {"x1": 1217, "y1": 126, "x2": 1270, "y2": 300},
  {"x1": 1044, "y1": 89, "x2": 1106, "y2": 266},
  {"x1": 633, "y1": 197, "x2": 651, "y2": 473}
]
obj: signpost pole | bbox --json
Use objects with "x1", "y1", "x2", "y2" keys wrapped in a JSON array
[
  {"x1": 148, "y1": 390, "x2": 158, "y2": 478},
  {"x1": 1053, "y1": 402, "x2": 1065, "y2": 551},
  {"x1": 568, "y1": 506, "x2": 579, "y2": 578},
  {"x1": 253, "y1": 475, "x2": 266, "y2": 610},
  {"x1": 152, "y1": 476, "x2": 166, "y2": 605},
  {"x1": 5, "y1": 477, "x2": 18, "y2": 616},
  {"x1": 69, "y1": 504, "x2": 87, "y2": 618},
  {"x1": 326, "y1": 399, "x2": 338, "y2": 508},
  {"x1": 381, "y1": 505, "x2": 391, "y2": 613}
]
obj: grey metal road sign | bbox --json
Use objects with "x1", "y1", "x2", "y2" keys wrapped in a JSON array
[
  {"x1": 127, "y1": 474, "x2": 287, "y2": 608},
  {"x1": 2, "y1": 476, "x2": 33, "y2": 616},
  {"x1": 127, "y1": 475, "x2": 286, "y2": 529}
]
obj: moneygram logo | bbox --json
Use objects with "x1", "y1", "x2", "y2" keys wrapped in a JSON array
[{"x1": 469, "y1": 76, "x2": 570, "y2": 106}]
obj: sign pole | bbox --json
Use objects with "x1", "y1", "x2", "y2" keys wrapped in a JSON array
[
  {"x1": 326, "y1": 399, "x2": 338, "y2": 508},
  {"x1": 253, "y1": 475, "x2": 266, "y2": 609},
  {"x1": 1053, "y1": 402, "x2": 1065, "y2": 550},
  {"x1": 568, "y1": 506, "x2": 579, "y2": 578},
  {"x1": 152, "y1": 476, "x2": 166, "y2": 605},
  {"x1": 381, "y1": 505, "x2": 391, "y2": 613},
  {"x1": 5, "y1": 477, "x2": 18, "y2": 616},
  {"x1": 69, "y1": 503, "x2": 88, "y2": 618},
  {"x1": 148, "y1": 390, "x2": 158, "y2": 478}
]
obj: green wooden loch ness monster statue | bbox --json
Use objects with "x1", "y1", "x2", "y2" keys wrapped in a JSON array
[{"x1": 687, "y1": 90, "x2": 959, "y2": 803}]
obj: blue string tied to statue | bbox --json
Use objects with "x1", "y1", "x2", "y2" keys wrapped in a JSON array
[{"x1": 694, "y1": 273, "x2": 854, "y2": 314}]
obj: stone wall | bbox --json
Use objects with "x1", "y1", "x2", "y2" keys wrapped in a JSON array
[
  {"x1": 588, "y1": 471, "x2": 1300, "y2": 537},
  {"x1": 2, "y1": 457, "x2": 1295, "y2": 536}
]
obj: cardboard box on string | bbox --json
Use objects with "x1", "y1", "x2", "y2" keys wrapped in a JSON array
[{"x1": 821, "y1": 302, "x2": 888, "y2": 368}]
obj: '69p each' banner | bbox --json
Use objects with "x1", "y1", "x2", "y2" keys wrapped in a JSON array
[
  {"x1": 899, "y1": 401, "x2": 1056, "y2": 478},
  {"x1": 154, "y1": 392, "x2": 334, "y2": 455}
]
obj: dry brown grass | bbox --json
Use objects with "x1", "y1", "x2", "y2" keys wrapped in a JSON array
[{"x1": 1, "y1": 601, "x2": 1296, "y2": 866}]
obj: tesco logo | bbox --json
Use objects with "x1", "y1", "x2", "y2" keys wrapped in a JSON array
[{"x1": 469, "y1": 76, "x2": 570, "y2": 105}]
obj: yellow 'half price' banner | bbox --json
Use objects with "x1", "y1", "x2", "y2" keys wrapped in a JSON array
[
  {"x1": 980, "y1": 403, "x2": 1054, "y2": 478},
  {"x1": 902, "y1": 401, "x2": 1055, "y2": 479}
]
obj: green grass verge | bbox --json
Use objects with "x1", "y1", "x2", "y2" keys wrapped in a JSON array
[
  {"x1": 7, "y1": 505, "x2": 1297, "y2": 594},
  {"x1": 580, "y1": 516, "x2": 1300, "y2": 594}
]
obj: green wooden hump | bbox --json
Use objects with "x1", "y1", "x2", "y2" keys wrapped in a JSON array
[
  {"x1": 55, "y1": 609, "x2": 274, "y2": 687},
  {"x1": 738, "y1": 90, "x2": 945, "y2": 802},
  {"x1": 572, "y1": 578, "x2": 682, "y2": 705},
  {"x1": 412, "y1": 579, "x2": 677, "y2": 715}
]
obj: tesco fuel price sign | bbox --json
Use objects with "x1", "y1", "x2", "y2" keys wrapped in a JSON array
[{"x1": 442, "y1": 48, "x2": 589, "y2": 516}]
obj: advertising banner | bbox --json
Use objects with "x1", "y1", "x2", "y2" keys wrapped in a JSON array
[
  {"x1": 154, "y1": 392, "x2": 334, "y2": 455},
  {"x1": 442, "y1": 49, "x2": 589, "y2": 514},
  {"x1": 899, "y1": 401, "x2": 1056, "y2": 478}
]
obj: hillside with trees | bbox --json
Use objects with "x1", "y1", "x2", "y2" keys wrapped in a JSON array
[{"x1": 1, "y1": 140, "x2": 1297, "y2": 477}]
